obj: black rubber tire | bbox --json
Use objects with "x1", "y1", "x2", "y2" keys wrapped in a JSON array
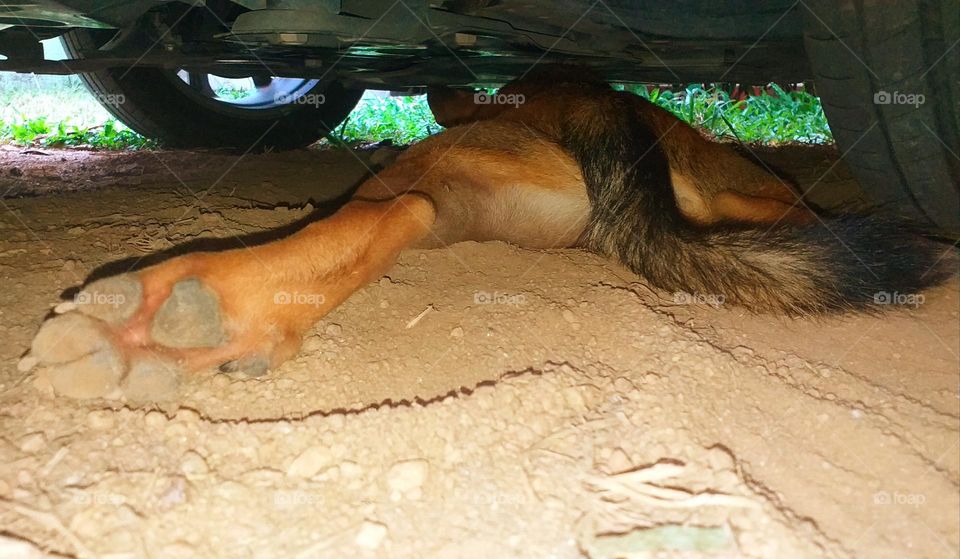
[
  {"x1": 61, "y1": 30, "x2": 363, "y2": 150},
  {"x1": 803, "y1": 0, "x2": 959, "y2": 232}
]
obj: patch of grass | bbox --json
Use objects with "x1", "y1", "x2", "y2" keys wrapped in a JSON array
[
  {"x1": 0, "y1": 72, "x2": 832, "y2": 150},
  {"x1": 328, "y1": 91, "x2": 441, "y2": 146},
  {"x1": 1, "y1": 72, "x2": 149, "y2": 150},
  {"x1": 620, "y1": 83, "x2": 832, "y2": 144},
  {"x1": 0, "y1": 116, "x2": 153, "y2": 150}
]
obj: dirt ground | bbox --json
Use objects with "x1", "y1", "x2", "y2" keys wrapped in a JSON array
[{"x1": 0, "y1": 142, "x2": 956, "y2": 559}]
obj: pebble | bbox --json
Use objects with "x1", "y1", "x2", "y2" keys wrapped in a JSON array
[
  {"x1": 339, "y1": 461, "x2": 362, "y2": 478},
  {"x1": 605, "y1": 448, "x2": 632, "y2": 473},
  {"x1": 355, "y1": 520, "x2": 388, "y2": 550},
  {"x1": 449, "y1": 326, "x2": 464, "y2": 338},
  {"x1": 0, "y1": 534, "x2": 46, "y2": 559},
  {"x1": 325, "y1": 323, "x2": 343, "y2": 336},
  {"x1": 287, "y1": 446, "x2": 332, "y2": 478},
  {"x1": 386, "y1": 459, "x2": 428, "y2": 496},
  {"x1": 180, "y1": 450, "x2": 210, "y2": 479},
  {"x1": 16, "y1": 355, "x2": 37, "y2": 372},
  {"x1": 211, "y1": 374, "x2": 231, "y2": 389},
  {"x1": 19, "y1": 432, "x2": 46, "y2": 453},
  {"x1": 86, "y1": 410, "x2": 116, "y2": 430},
  {"x1": 175, "y1": 408, "x2": 201, "y2": 423},
  {"x1": 143, "y1": 410, "x2": 168, "y2": 430},
  {"x1": 302, "y1": 336, "x2": 324, "y2": 352}
]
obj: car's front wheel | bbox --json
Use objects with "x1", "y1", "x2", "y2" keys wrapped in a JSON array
[{"x1": 61, "y1": 30, "x2": 363, "y2": 150}]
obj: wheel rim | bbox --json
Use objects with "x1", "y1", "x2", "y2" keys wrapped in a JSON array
[{"x1": 174, "y1": 71, "x2": 321, "y2": 110}]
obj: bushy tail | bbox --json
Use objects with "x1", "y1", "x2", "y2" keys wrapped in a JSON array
[{"x1": 561, "y1": 88, "x2": 956, "y2": 314}]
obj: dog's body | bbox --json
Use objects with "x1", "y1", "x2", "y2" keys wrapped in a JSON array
[{"x1": 27, "y1": 70, "x2": 955, "y2": 391}]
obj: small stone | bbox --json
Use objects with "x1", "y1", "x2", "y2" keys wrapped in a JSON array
[
  {"x1": 606, "y1": 448, "x2": 632, "y2": 472},
  {"x1": 354, "y1": 520, "x2": 388, "y2": 550},
  {"x1": 180, "y1": 451, "x2": 209, "y2": 479},
  {"x1": 386, "y1": 459, "x2": 428, "y2": 495},
  {"x1": 287, "y1": 446, "x2": 332, "y2": 478},
  {"x1": 16, "y1": 355, "x2": 37, "y2": 373},
  {"x1": 0, "y1": 534, "x2": 46, "y2": 559},
  {"x1": 175, "y1": 408, "x2": 201, "y2": 423},
  {"x1": 143, "y1": 410, "x2": 168, "y2": 430},
  {"x1": 562, "y1": 309, "x2": 577, "y2": 323},
  {"x1": 302, "y1": 336, "x2": 324, "y2": 353},
  {"x1": 449, "y1": 326, "x2": 464, "y2": 338},
  {"x1": 339, "y1": 461, "x2": 362, "y2": 478},
  {"x1": 211, "y1": 374, "x2": 231, "y2": 389},
  {"x1": 19, "y1": 432, "x2": 46, "y2": 453},
  {"x1": 325, "y1": 323, "x2": 343, "y2": 336},
  {"x1": 86, "y1": 410, "x2": 115, "y2": 430}
]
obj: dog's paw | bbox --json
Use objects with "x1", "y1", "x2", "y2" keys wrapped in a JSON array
[{"x1": 26, "y1": 254, "x2": 304, "y2": 401}]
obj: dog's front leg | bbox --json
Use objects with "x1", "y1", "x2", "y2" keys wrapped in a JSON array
[{"x1": 26, "y1": 193, "x2": 435, "y2": 399}]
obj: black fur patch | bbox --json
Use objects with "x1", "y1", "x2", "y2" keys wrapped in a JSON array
[{"x1": 557, "y1": 82, "x2": 957, "y2": 314}]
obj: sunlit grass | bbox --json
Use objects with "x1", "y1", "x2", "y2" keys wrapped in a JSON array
[{"x1": 1, "y1": 73, "x2": 832, "y2": 150}]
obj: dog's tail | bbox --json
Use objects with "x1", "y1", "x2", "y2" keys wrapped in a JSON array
[{"x1": 563, "y1": 91, "x2": 956, "y2": 314}]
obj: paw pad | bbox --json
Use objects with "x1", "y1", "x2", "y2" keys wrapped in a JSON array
[{"x1": 150, "y1": 278, "x2": 226, "y2": 348}]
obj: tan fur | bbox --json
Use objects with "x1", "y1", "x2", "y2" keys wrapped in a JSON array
[{"x1": 61, "y1": 73, "x2": 817, "y2": 373}]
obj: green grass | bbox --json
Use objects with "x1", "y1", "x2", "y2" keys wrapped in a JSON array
[
  {"x1": 620, "y1": 83, "x2": 832, "y2": 144},
  {"x1": 328, "y1": 92, "x2": 442, "y2": 146},
  {"x1": 0, "y1": 72, "x2": 150, "y2": 150},
  {"x1": 1, "y1": 72, "x2": 832, "y2": 150}
]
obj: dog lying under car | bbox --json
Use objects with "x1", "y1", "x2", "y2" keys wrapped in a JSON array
[{"x1": 24, "y1": 68, "x2": 956, "y2": 399}]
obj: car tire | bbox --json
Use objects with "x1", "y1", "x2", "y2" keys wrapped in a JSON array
[
  {"x1": 803, "y1": 0, "x2": 959, "y2": 232},
  {"x1": 61, "y1": 29, "x2": 363, "y2": 150}
]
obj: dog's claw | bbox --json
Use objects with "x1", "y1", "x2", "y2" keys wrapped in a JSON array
[{"x1": 219, "y1": 356, "x2": 270, "y2": 377}]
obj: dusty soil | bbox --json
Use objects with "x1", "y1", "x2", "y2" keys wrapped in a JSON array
[{"x1": 0, "y1": 142, "x2": 956, "y2": 559}]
